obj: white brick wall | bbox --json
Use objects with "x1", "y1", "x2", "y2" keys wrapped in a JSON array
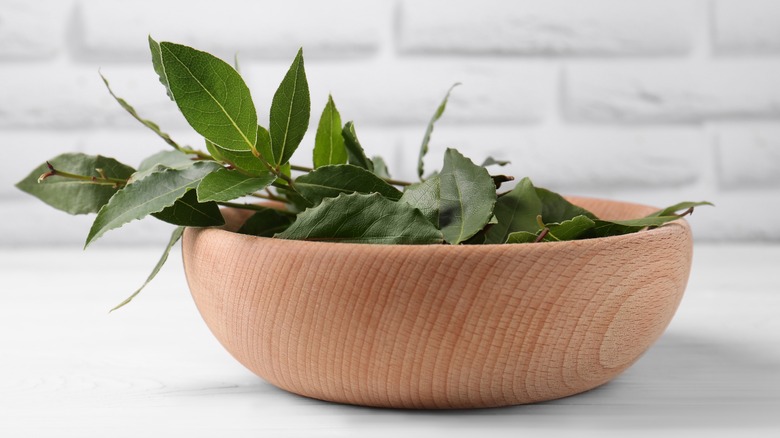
[{"x1": 1, "y1": 0, "x2": 779, "y2": 246}]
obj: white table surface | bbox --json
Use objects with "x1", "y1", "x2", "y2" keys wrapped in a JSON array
[{"x1": 1, "y1": 244, "x2": 778, "y2": 437}]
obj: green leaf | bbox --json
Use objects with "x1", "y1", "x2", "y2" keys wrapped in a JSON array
[
  {"x1": 152, "y1": 189, "x2": 224, "y2": 227},
  {"x1": 206, "y1": 139, "x2": 268, "y2": 176},
  {"x1": 130, "y1": 150, "x2": 196, "y2": 182},
  {"x1": 481, "y1": 157, "x2": 510, "y2": 167},
  {"x1": 294, "y1": 164, "x2": 402, "y2": 205},
  {"x1": 313, "y1": 95, "x2": 347, "y2": 168},
  {"x1": 438, "y1": 148, "x2": 497, "y2": 244},
  {"x1": 372, "y1": 156, "x2": 391, "y2": 179},
  {"x1": 16, "y1": 153, "x2": 135, "y2": 215},
  {"x1": 400, "y1": 175, "x2": 441, "y2": 226},
  {"x1": 255, "y1": 125, "x2": 273, "y2": 168},
  {"x1": 277, "y1": 192, "x2": 443, "y2": 244},
  {"x1": 86, "y1": 161, "x2": 221, "y2": 247},
  {"x1": 110, "y1": 226, "x2": 184, "y2": 312},
  {"x1": 238, "y1": 207, "x2": 294, "y2": 237},
  {"x1": 101, "y1": 73, "x2": 188, "y2": 153},
  {"x1": 505, "y1": 231, "x2": 539, "y2": 244},
  {"x1": 160, "y1": 41, "x2": 257, "y2": 152},
  {"x1": 585, "y1": 216, "x2": 688, "y2": 239},
  {"x1": 196, "y1": 167, "x2": 275, "y2": 202},
  {"x1": 418, "y1": 83, "x2": 459, "y2": 180},
  {"x1": 342, "y1": 121, "x2": 374, "y2": 172},
  {"x1": 485, "y1": 177, "x2": 542, "y2": 244},
  {"x1": 139, "y1": 150, "x2": 196, "y2": 171},
  {"x1": 269, "y1": 48, "x2": 310, "y2": 166},
  {"x1": 535, "y1": 187, "x2": 597, "y2": 223},
  {"x1": 148, "y1": 36, "x2": 172, "y2": 100},
  {"x1": 646, "y1": 201, "x2": 714, "y2": 218},
  {"x1": 545, "y1": 215, "x2": 596, "y2": 241}
]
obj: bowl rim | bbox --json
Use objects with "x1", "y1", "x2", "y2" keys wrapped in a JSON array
[{"x1": 183, "y1": 195, "x2": 691, "y2": 253}]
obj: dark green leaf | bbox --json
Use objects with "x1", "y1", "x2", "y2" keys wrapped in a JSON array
[
  {"x1": 148, "y1": 36, "x2": 172, "y2": 100},
  {"x1": 238, "y1": 207, "x2": 294, "y2": 237},
  {"x1": 196, "y1": 167, "x2": 275, "y2": 202},
  {"x1": 535, "y1": 187, "x2": 597, "y2": 223},
  {"x1": 160, "y1": 41, "x2": 257, "y2": 152},
  {"x1": 585, "y1": 216, "x2": 688, "y2": 239},
  {"x1": 372, "y1": 156, "x2": 391, "y2": 179},
  {"x1": 269, "y1": 48, "x2": 310, "y2": 166},
  {"x1": 646, "y1": 201, "x2": 714, "y2": 218},
  {"x1": 438, "y1": 148, "x2": 497, "y2": 244},
  {"x1": 295, "y1": 164, "x2": 402, "y2": 205},
  {"x1": 342, "y1": 121, "x2": 374, "y2": 172},
  {"x1": 130, "y1": 150, "x2": 196, "y2": 182},
  {"x1": 400, "y1": 175, "x2": 441, "y2": 226},
  {"x1": 485, "y1": 177, "x2": 542, "y2": 244},
  {"x1": 313, "y1": 95, "x2": 347, "y2": 168},
  {"x1": 110, "y1": 226, "x2": 184, "y2": 312},
  {"x1": 152, "y1": 189, "x2": 224, "y2": 227},
  {"x1": 277, "y1": 185, "x2": 312, "y2": 212},
  {"x1": 546, "y1": 215, "x2": 596, "y2": 241},
  {"x1": 254, "y1": 125, "x2": 273, "y2": 166},
  {"x1": 418, "y1": 83, "x2": 459, "y2": 180},
  {"x1": 16, "y1": 153, "x2": 135, "y2": 215},
  {"x1": 505, "y1": 231, "x2": 539, "y2": 244},
  {"x1": 86, "y1": 161, "x2": 221, "y2": 247},
  {"x1": 206, "y1": 139, "x2": 268, "y2": 176},
  {"x1": 277, "y1": 192, "x2": 443, "y2": 244}
]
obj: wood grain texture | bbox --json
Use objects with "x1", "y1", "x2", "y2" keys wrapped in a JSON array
[{"x1": 181, "y1": 197, "x2": 693, "y2": 409}]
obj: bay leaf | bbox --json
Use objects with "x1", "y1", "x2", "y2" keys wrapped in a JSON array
[
  {"x1": 418, "y1": 83, "x2": 459, "y2": 180},
  {"x1": 438, "y1": 148, "x2": 496, "y2": 244},
  {"x1": 342, "y1": 121, "x2": 374, "y2": 172},
  {"x1": 196, "y1": 167, "x2": 275, "y2": 203},
  {"x1": 313, "y1": 95, "x2": 347, "y2": 168},
  {"x1": 535, "y1": 187, "x2": 597, "y2": 223},
  {"x1": 16, "y1": 153, "x2": 135, "y2": 215},
  {"x1": 161, "y1": 41, "x2": 257, "y2": 152},
  {"x1": 238, "y1": 207, "x2": 295, "y2": 237},
  {"x1": 152, "y1": 189, "x2": 224, "y2": 227},
  {"x1": 110, "y1": 226, "x2": 184, "y2": 312},
  {"x1": 295, "y1": 164, "x2": 402, "y2": 205},
  {"x1": 269, "y1": 48, "x2": 310, "y2": 166},
  {"x1": 276, "y1": 192, "x2": 443, "y2": 244},
  {"x1": 86, "y1": 161, "x2": 221, "y2": 247},
  {"x1": 400, "y1": 175, "x2": 441, "y2": 227},
  {"x1": 484, "y1": 177, "x2": 542, "y2": 244}
]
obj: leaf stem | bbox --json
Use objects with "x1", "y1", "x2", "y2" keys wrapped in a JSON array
[
  {"x1": 534, "y1": 228, "x2": 550, "y2": 243},
  {"x1": 38, "y1": 162, "x2": 128, "y2": 187}
]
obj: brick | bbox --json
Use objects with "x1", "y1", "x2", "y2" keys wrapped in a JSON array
[
  {"x1": 714, "y1": 124, "x2": 780, "y2": 189},
  {"x1": 0, "y1": 64, "x2": 188, "y2": 129},
  {"x1": 714, "y1": 0, "x2": 780, "y2": 54},
  {"x1": 0, "y1": 198, "x2": 174, "y2": 246},
  {"x1": 247, "y1": 60, "x2": 552, "y2": 126},
  {"x1": 0, "y1": 0, "x2": 73, "y2": 59},
  {"x1": 75, "y1": 0, "x2": 386, "y2": 61},
  {"x1": 565, "y1": 62, "x2": 780, "y2": 123},
  {"x1": 370, "y1": 126, "x2": 707, "y2": 190},
  {"x1": 398, "y1": 0, "x2": 695, "y2": 56}
]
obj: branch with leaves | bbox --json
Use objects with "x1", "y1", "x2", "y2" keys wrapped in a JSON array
[{"x1": 16, "y1": 38, "x2": 712, "y2": 310}]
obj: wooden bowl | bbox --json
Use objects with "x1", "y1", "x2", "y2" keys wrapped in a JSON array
[{"x1": 182, "y1": 196, "x2": 692, "y2": 409}]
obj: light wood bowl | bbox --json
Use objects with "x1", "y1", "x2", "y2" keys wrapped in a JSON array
[{"x1": 182, "y1": 196, "x2": 692, "y2": 409}]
